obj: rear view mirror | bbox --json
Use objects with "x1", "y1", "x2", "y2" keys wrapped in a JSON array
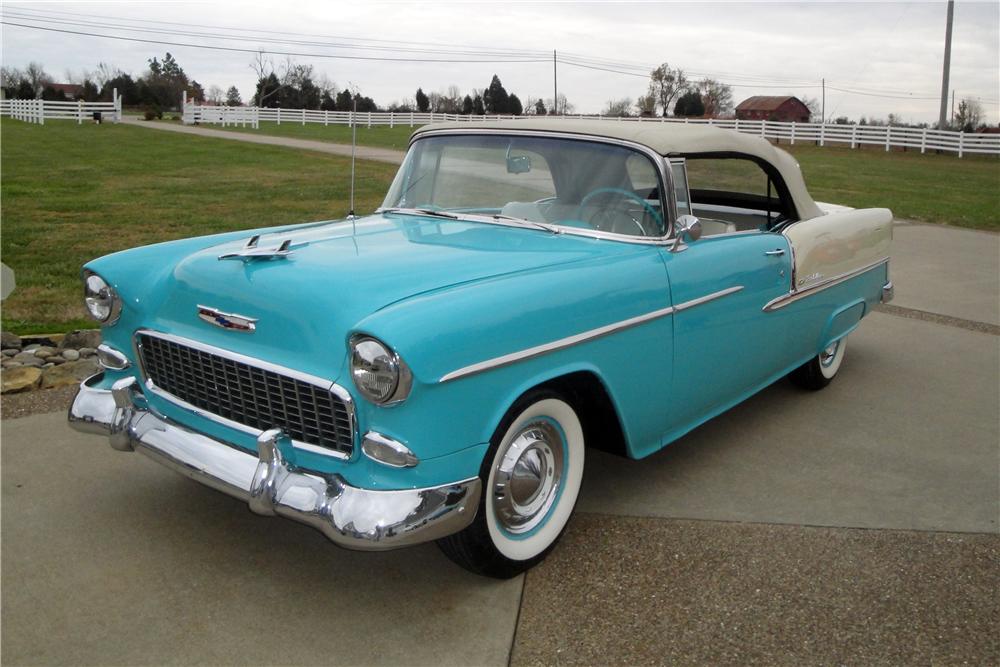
[
  {"x1": 506, "y1": 155, "x2": 531, "y2": 174},
  {"x1": 670, "y1": 214, "x2": 702, "y2": 252}
]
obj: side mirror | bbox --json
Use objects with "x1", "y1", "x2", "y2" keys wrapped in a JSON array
[{"x1": 670, "y1": 214, "x2": 702, "y2": 252}]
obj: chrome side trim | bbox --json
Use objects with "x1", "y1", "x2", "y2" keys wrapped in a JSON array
[
  {"x1": 405, "y1": 128, "x2": 678, "y2": 244},
  {"x1": 68, "y1": 376, "x2": 480, "y2": 550},
  {"x1": 133, "y1": 329, "x2": 355, "y2": 460},
  {"x1": 762, "y1": 257, "x2": 890, "y2": 312},
  {"x1": 439, "y1": 286, "x2": 744, "y2": 383}
]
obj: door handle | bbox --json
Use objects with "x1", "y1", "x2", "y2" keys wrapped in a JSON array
[{"x1": 764, "y1": 249, "x2": 785, "y2": 256}]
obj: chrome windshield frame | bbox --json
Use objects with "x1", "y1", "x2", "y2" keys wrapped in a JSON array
[{"x1": 380, "y1": 128, "x2": 678, "y2": 246}]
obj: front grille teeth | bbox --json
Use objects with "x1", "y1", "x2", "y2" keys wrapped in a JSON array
[{"x1": 137, "y1": 332, "x2": 353, "y2": 456}]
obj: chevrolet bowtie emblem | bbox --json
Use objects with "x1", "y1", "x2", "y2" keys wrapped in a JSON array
[{"x1": 197, "y1": 305, "x2": 258, "y2": 333}]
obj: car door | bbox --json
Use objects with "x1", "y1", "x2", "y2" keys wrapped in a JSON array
[{"x1": 658, "y1": 159, "x2": 793, "y2": 437}]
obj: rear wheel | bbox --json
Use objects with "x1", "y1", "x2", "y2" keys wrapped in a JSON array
[
  {"x1": 437, "y1": 390, "x2": 585, "y2": 578},
  {"x1": 790, "y1": 336, "x2": 848, "y2": 390}
]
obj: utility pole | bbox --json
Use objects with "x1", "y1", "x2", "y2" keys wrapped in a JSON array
[
  {"x1": 938, "y1": 0, "x2": 954, "y2": 129},
  {"x1": 553, "y1": 50, "x2": 558, "y2": 115},
  {"x1": 821, "y1": 78, "x2": 825, "y2": 123}
]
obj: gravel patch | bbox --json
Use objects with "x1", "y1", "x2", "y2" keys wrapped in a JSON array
[
  {"x1": 1, "y1": 385, "x2": 79, "y2": 420},
  {"x1": 512, "y1": 513, "x2": 999, "y2": 666}
]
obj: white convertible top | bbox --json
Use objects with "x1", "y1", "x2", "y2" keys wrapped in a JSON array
[{"x1": 414, "y1": 119, "x2": 823, "y2": 220}]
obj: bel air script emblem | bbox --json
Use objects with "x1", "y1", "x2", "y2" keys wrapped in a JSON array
[{"x1": 197, "y1": 305, "x2": 258, "y2": 333}]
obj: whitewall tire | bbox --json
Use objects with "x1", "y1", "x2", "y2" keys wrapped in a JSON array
[
  {"x1": 790, "y1": 336, "x2": 848, "y2": 390},
  {"x1": 437, "y1": 390, "x2": 585, "y2": 578}
]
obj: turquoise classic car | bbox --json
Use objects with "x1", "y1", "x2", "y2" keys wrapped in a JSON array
[{"x1": 70, "y1": 120, "x2": 892, "y2": 578}]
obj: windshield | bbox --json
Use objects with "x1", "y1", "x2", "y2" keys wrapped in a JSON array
[{"x1": 381, "y1": 134, "x2": 667, "y2": 238}]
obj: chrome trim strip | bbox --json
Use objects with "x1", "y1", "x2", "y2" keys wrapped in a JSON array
[
  {"x1": 439, "y1": 286, "x2": 744, "y2": 383},
  {"x1": 133, "y1": 329, "x2": 355, "y2": 460},
  {"x1": 404, "y1": 128, "x2": 678, "y2": 244},
  {"x1": 762, "y1": 257, "x2": 890, "y2": 312},
  {"x1": 68, "y1": 376, "x2": 480, "y2": 550}
]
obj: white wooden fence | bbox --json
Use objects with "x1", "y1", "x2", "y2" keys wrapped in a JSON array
[
  {"x1": 182, "y1": 102, "x2": 1000, "y2": 157},
  {"x1": 0, "y1": 93, "x2": 122, "y2": 124}
]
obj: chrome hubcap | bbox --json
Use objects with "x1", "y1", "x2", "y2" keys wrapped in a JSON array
[
  {"x1": 820, "y1": 341, "x2": 839, "y2": 367},
  {"x1": 493, "y1": 420, "x2": 563, "y2": 534}
]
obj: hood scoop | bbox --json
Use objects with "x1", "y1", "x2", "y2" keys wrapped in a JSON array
[{"x1": 218, "y1": 235, "x2": 294, "y2": 262}]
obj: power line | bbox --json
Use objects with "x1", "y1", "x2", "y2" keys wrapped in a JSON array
[{"x1": 0, "y1": 21, "x2": 550, "y2": 63}]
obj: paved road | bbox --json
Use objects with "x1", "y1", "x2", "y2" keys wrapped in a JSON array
[
  {"x1": 2, "y1": 130, "x2": 998, "y2": 664},
  {"x1": 121, "y1": 116, "x2": 408, "y2": 164}
]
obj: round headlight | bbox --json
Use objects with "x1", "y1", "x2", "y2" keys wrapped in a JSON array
[
  {"x1": 350, "y1": 336, "x2": 411, "y2": 405},
  {"x1": 83, "y1": 271, "x2": 122, "y2": 325}
]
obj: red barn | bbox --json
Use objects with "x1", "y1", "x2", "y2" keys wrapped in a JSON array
[{"x1": 735, "y1": 96, "x2": 811, "y2": 122}]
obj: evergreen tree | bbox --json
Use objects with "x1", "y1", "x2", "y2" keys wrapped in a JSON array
[
  {"x1": 462, "y1": 94, "x2": 474, "y2": 115},
  {"x1": 415, "y1": 88, "x2": 429, "y2": 112},
  {"x1": 473, "y1": 93, "x2": 485, "y2": 115},
  {"x1": 483, "y1": 74, "x2": 510, "y2": 114},
  {"x1": 534, "y1": 98, "x2": 547, "y2": 115},
  {"x1": 225, "y1": 86, "x2": 242, "y2": 106},
  {"x1": 673, "y1": 91, "x2": 704, "y2": 117},
  {"x1": 509, "y1": 93, "x2": 523, "y2": 116}
]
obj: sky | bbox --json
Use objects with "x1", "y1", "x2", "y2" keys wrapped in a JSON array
[{"x1": 2, "y1": 0, "x2": 998, "y2": 125}]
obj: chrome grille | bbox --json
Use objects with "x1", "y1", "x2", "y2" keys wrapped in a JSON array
[{"x1": 137, "y1": 332, "x2": 354, "y2": 456}]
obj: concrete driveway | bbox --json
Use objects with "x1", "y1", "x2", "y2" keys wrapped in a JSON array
[{"x1": 2, "y1": 223, "x2": 997, "y2": 666}]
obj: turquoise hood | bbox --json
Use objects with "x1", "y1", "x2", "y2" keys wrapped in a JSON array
[{"x1": 90, "y1": 213, "x2": 641, "y2": 384}]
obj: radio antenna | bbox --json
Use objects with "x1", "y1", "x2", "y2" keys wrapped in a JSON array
[{"x1": 349, "y1": 98, "x2": 357, "y2": 231}]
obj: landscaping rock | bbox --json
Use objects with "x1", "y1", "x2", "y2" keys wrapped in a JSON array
[
  {"x1": 2, "y1": 360, "x2": 22, "y2": 369},
  {"x1": 33, "y1": 346, "x2": 57, "y2": 359},
  {"x1": 12, "y1": 352, "x2": 44, "y2": 367},
  {"x1": 2, "y1": 349, "x2": 17, "y2": 357},
  {"x1": 1, "y1": 331, "x2": 20, "y2": 350},
  {"x1": 47, "y1": 355, "x2": 65, "y2": 364},
  {"x1": 40, "y1": 359, "x2": 100, "y2": 389},
  {"x1": 61, "y1": 349, "x2": 80, "y2": 361},
  {"x1": 60, "y1": 330, "x2": 102, "y2": 350},
  {"x1": 2, "y1": 366, "x2": 42, "y2": 394},
  {"x1": 22, "y1": 344, "x2": 40, "y2": 352},
  {"x1": 79, "y1": 347, "x2": 97, "y2": 358}
]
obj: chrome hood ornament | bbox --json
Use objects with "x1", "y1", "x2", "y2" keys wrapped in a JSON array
[
  {"x1": 218, "y1": 235, "x2": 293, "y2": 262},
  {"x1": 197, "y1": 305, "x2": 258, "y2": 332}
]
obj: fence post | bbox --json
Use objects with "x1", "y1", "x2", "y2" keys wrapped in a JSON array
[
  {"x1": 390, "y1": 112, "x2": 394, "y2": 128},
  {"x1": 920, "y1": 128, "x2": 927, "y2": 154},
  {"x1": 761, "y1": 120, "x2": 767, "y2": 138},
  {"x1": 851, "y1": 125, "x2": 857, "y2": 149},
  {"x1": 790, "y1": 122, "x2": 796, "y2": 145},
  {"x1": 78, "y1": 99, "x2": 83, "y2": 125},
  {"x1": 819, "y1": 122, "x2": 825, "y2": 147},
  {"x1": 958, "y1": 131, "x2": 964, "y2": 158},
  {"x1": 277, "y1": 108, "x2": 281, "y2": 125},
  {"x1": 410, "y1": 111, "x2": 414, "y2": 127},
  {"x1": 368, "y1": 111, "x2": 372, "y2": 128},
  {"x1": 38, "y1": 99, "x2": 44, "y2": 125},
  {"x1": 885, "y1": 126, "x2": 891, "y2": 152}
]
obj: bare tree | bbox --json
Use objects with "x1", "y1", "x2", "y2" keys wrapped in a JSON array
[
  {"x1": 546, "y1": 93, "x2": 573, "y2": 115},
  {"x1": 23, "y1": 62, "x2": 50, "y2": 98},
  {"x1": 634, "y1": 94, "x2": 656, "y2": 117},
  {"x1": 602, "y1": 97, "x2": 633, "y2": 117},
  {"x1": 647, "y1": 63, "x2": 688, "y2": 117},
  {"x1": 206, "y1": 85, "x2": 225, "y2": 105},
  {"x1": 800, "y1": 96, "x2": 821, "y2": 122},
  {"x1": 0, "y1": 66, "x2": 21, "y2": 91},
  {"x1": 698, "y1": 79, "x2": 734, "y2": 117},
  {"x1": 955, "y1": 98, "x2": 983, "y2": 131}
]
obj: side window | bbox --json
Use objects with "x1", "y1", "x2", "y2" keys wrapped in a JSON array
[{"x1": 685, "y1": 157, "x2": 789, "y2": 233}]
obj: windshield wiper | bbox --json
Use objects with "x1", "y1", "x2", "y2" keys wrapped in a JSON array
[
  {"x1": 380, "y1": 207, "x2": 459, "y2": 220},
  {"x1": 491, "y1": 213, "x2": 560, "y2": 234}
]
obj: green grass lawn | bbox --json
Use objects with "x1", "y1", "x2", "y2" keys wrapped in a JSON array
[
  {"x1": 0, "y1": 119, "x2": 397, "y2": 334},
  {"x1": 213, "y1": 120, "x2": 416, "y2": 151}
]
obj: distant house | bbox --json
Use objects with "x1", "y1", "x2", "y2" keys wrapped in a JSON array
[
  {"x1": 46, "y1": 83, "x2": 85, "y2": 100},
  {"x1": 735, "y1": 96, "x2": 811, "y2": 123}
]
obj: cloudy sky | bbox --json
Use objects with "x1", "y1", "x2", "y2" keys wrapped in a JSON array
[{"x1": 2, "y1": 1, "x2": 998, "y2": 124}]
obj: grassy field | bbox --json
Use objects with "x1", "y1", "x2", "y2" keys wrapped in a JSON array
[
  {"x1": 0, "y1": 119, "x2": 396, "y2": 334},
  {"x1": 216, "y1": 122, "x2": 998, "y2": 229},
  {"x1": 212, "y1": 120, "x2": 417, "y2": 151}
]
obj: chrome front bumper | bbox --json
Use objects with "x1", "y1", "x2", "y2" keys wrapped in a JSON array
[{"x1": 68, "y1": 374, "x2": 481, "y2": 550}]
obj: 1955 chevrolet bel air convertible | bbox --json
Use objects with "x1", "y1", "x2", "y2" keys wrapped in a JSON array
[{"x1": 70, "y1": 120, "x2": 892, "y2": 578}]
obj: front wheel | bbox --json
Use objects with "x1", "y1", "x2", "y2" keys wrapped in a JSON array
[
  {"x1": 789, "y1": 336, "x2": 848, "y2": 390},
  {"x1": 437, "y1": 390, "x2": 585, "y2": 578}
]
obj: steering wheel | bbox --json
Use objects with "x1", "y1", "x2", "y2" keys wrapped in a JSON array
[{"x1": 576, "y1": 188, "x2": 663, "y2": 236}]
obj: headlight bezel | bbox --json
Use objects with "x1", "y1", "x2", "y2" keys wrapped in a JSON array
[
  {"x1": 349, "y1": 334, "x2": 412, "y2": 406},
  {"x1": 82, "y1": 270, "x2": 122, "y2": 326}
]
